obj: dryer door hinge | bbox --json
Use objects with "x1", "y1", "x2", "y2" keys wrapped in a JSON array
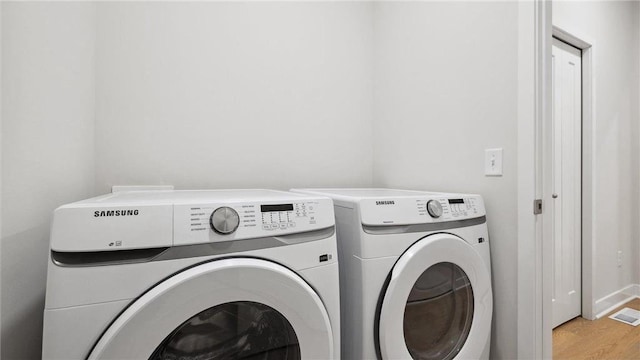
[{"x1": 533, "y1": 199, "x2": 543, "y2": 215}]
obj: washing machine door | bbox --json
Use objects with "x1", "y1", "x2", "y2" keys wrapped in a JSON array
[
  {"x1": 88, "y1": 258, "x2": 333, "y2": 359},
  {"x1": 378, "y1": 233, "x2": 492, "y2": 360}
]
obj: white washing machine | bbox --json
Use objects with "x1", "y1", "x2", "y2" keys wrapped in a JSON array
[
  {"x1": 42, "y1": 189, "x2": 340, "y2": 359},
  {"x1": 291, "y1": 189, "x2": 492, "y2": 360}
]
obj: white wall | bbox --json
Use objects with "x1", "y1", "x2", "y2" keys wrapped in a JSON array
[
  {"x1": 1, "y1": 3, "x2": 96, "y2": 358},
  {"x1": 635, "y1": 1, "x2": 640, "y2": 299},
  {"x1": 372, "y1": 2, "x2": 519, "y2": 359},
  {"x1": 553, "y1": 1, "x2": 640, "y2": 303},
  {"x1": 636, "y1": 0, "x2": 640, "y2": 299},
  {"x1": 0, "y1": 2, "x2": 3, "y2": 356},
  {"x1": 94, "y1": 2, "x2": 374, "y2": 193}
]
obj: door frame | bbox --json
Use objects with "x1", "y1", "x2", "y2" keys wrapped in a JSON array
[
  {"x1": 517, "y1": 2, "x2": 597, "y2": 358},
  {"x1": 552, "y1": 27, "x2": 596, "y2": 321},
  {"x1": 516, "y1": 1, "x2": 552, "y2": 358}
]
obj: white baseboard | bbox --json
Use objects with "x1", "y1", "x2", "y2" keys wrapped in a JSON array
[{"x1": 594, "y1": 284, "x2": 640, "y2": 319}]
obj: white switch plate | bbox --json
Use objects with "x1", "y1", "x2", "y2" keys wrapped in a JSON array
[
  {"x1": 485, "y1": 148, "x2": 503, "y2": 176},
  {"x1": 617, "y1": 250, "x2": 623, "y2": 268}
]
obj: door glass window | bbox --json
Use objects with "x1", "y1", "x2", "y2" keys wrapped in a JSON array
[
  {"x1": 403, "y1": 262, "x2": 474, "y2": 360},
  {"x1": 150, "y1": 301, "x2": 301, "y2": 360}
]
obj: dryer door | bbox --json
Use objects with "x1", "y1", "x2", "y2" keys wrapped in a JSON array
[
  {"x1": 88, "y1": 258, "x2": 333, "y2": 359},
  {"x1": 378, "y1": 233, "x2": 492, "y2": 360}
]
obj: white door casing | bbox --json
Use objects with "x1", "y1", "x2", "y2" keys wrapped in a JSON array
[
  {"x1": 378, "y1": 234, "x2": 492, "y2": 359},
  {"x1": 88, "y1": 258, "x2": 333, "y2": 359},
  {"x1": 551, "y1": 38, "x2": 582, "y2": 328}
]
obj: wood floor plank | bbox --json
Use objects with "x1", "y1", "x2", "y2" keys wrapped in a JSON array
[{"x1": 553, "y1": 298, "x2": 640, "y2": 360}]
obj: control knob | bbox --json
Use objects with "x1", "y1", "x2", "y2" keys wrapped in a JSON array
[
  {"x1": 210, "y1": 207, "x2": 240, "y2": 235},
  {"x1": 426, "y1": 200, "x2": 443, "y2": 218}
]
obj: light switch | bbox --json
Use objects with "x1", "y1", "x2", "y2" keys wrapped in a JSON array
[{"x1": 485, "y1": 148, "x2": 503, "y2": 176}]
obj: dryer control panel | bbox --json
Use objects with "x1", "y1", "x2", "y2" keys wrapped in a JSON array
[
  {"x1": 359, "y1": 194, "x2": 485, "y2": 226},
  {"x1": 173, "y1": 199, "x2": 334, "y2": 246},
  {"x1": 421, "y1": 197, "x2": 482, "y2": 219}
]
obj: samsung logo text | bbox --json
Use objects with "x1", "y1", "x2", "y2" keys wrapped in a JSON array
[
  {"x1": 94, "y1": 210, "x2": 139, "y2": 217},
  {"x1": 375, "y1": 201, "x2": 395, "y2": 205}
]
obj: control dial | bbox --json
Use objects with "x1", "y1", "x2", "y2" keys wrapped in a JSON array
[
  {"x1": 210, "y1": 207, "x2": 240, "y2": 235},
  {"x1": 426, "y1": 200, "x2": 443, "y2": 218}
]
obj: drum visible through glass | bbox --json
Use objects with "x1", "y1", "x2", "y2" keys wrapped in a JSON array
[
  {"x1": 149, "y1": 301, "x2": 301, "y2": 360},
  {"x1": 403, "y1": 262, "x2": 474, "y2": 360}
]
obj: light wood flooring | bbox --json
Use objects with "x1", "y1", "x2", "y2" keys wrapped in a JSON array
[{"x1": 553, "y1": 298, "x2": 640, "y2": 359}]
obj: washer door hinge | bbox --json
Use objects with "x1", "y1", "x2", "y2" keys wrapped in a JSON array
[{"x1": 533, "y1": 199, "x2": 543, "y2": 215}]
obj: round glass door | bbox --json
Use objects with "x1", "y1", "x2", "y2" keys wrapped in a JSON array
[
  {"x1": 377, "y1": 233, "x2": 492, "y2": 360},
  {"x1": 403, "y1": 262, "x2": 474, "y2": 360},
  {"x1": 88, "y1": 259, "x2": 333, "y2": 360},
  {"x1": 150, "y1": 301, "x2": 300, "y2": 360}
]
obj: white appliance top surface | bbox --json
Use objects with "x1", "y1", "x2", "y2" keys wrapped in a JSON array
[
  {"x1": 292, "y1": 188, "x2": 486, "y2": 226},
  {"x1": 52, "y1": 189, "x2": 335, "y2": 253},
  {"x1": 66, "y1": 189, "x2": 323, "y2": 207},
  {"x1": 291, "y1": 188, "x2": 464, "y2": 200}
]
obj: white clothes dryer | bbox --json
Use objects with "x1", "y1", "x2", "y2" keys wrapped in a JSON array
[
  {"x1": 291, "y1": 189, "x2": 492, "y2": 360},
  {"x1": 42, "y1": 189, "x2": 340, "y2": 360}
]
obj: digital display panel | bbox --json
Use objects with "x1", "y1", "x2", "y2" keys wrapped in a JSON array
[
  {"x1": 260, "y1": 204, "x2": 294, "y2": 212},
  {"x1": 448, "y1": 199, "x2": 465, "y2": 204}
]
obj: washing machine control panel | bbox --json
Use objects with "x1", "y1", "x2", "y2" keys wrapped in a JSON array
[
  {"x1": 360, "y1": 195, "x2": 485, "y2": 226},
  {"x1": 174, "y1": 198, "x2": 334, "y2": 246}
]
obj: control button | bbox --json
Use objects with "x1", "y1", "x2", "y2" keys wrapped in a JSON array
[
  {"x1": 210, "y1": 207, "x2": 240, "y2": 235},
  {"x1": 262, "y1": 224, "x2": 271, "y2": 230},
  {"x1": 270, "y1": 224, "x2": 280, "y2": 230},
  {"x1": 288, "y1": 222, "x2": 296, "y2": 228},
  {"x1": 279, "y1": 223, "x2": 287, "y2": 229},
  {"x1": 426, "y1": 200, "x2": 443, "y2": 218}
]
